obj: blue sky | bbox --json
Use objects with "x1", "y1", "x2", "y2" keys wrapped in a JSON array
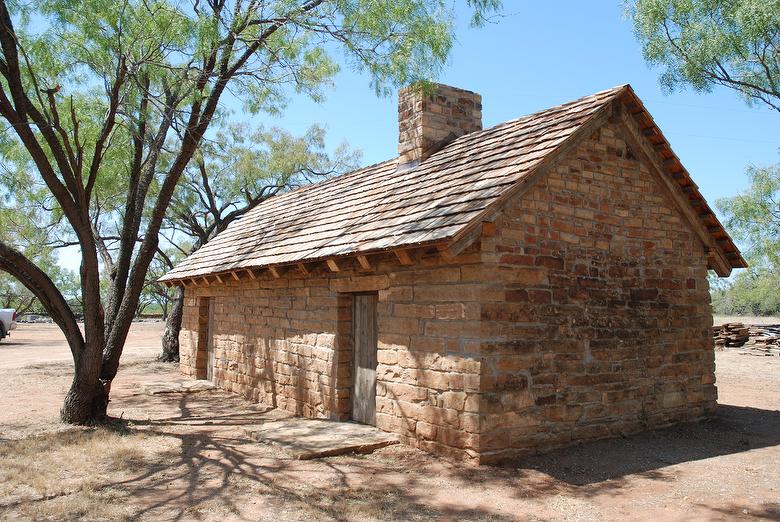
[
  {"x1": 58, "y1": 2, "x2": 778, "y2": 271},
  {"x1": 249, "y1": 1, "x2": 777, "y2": 203}
]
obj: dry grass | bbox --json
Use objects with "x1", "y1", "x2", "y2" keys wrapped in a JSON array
[{"x1": 0, "y1": 427, "x2": 174, "y2": 521}]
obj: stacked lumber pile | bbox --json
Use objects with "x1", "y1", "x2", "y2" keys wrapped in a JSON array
[
  {"x1": 713, "y1": 323, "x2": 780, "y2": 356},
  {"x1": 713, "y1": 323, "x2": 750, "y2": 348},
  {"x1": 740, "y1": 325, "x2": 780, "y2": 357}
]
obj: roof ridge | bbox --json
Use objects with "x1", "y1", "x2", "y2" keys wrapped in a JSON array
[{"x1": 248, "y1": 85, "x2": 628, "y2": 212}]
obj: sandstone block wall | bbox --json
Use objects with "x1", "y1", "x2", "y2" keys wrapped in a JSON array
[
  {"x1": 475, "y1": 119, "x2": 717, "y2": 463},
  {"x1": 179, "y1": 249, "x2": 491, "y2": 462}
]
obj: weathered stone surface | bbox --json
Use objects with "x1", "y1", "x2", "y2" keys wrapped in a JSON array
[
  {"x1": 179, "y1": 119, "x2": 718, "y2": 465},
  {"x1": 245, "y1": 418, "x2": 399, "y2": 460},
  {"x1": 477, "y1": 119, "x2": 717, "y2": 463},
  {"x1": 397, "y1": 83, "x2": 482, "y2": 165}
]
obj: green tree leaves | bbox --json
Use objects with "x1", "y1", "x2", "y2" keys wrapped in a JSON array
[
  {"x1": 713, "y1": 163, "x2": 780, "y2": 316},
  {"x1": 629, "y1": 0, "x2": 780, "y2": 112},
  {"x1": 718, "y1": 163, "x2": 780, "y2": 269},
  {"x1": 0, "y1": 0, "x2": 502, "y2": 422}
]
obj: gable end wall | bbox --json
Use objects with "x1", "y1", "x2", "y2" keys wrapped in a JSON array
[{"x1": 475, "y1": 118, "x2": 717, "y2": 463}]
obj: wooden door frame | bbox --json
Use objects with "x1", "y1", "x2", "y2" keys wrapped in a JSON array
[
  {"x1": 351, "y1": 292, "x2": 378, "y2": 425},
  {"x1": 205, "y1": 298, "x2": 215, "y2": 381}
]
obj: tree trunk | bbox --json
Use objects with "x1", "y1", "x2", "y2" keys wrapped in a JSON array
[
  {"x1": 60, "y1": 374, "x2": 109, "y2": 424},
  {"x1": 159, "y1": 286, "x2": 184, "y2": 362},
  {"x1": 60, "y1": 325, "x2": 109, "y2": 424}
]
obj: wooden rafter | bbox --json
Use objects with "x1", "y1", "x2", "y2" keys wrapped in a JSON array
[
  {"x1": 356, "y1": 255, "x2": 371, "y2": 270},
  {"x1": 326, "y1": 259, "x2": 340, "y2": 272},
  {"x1": 437, "y1": 244, "x2": 455, "y2": 262},
  {"x1": 394, "y1": 250, "x2": 413, "y2": 266}
]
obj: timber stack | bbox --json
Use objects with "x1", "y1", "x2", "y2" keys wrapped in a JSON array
[
  {"x1": 740, "y1": 325, "x2": 780, "y2": 357},
  {"x1": 713, "y1": 323, "x2": 750, "y2": 348},
  {"x1": 712, "y1": 323, "x2": 780, "y2": 356}
]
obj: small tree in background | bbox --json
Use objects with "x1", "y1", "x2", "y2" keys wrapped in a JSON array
[
  {"x1": 717, "y1": 164, "x2": 780, "y2": 268},
  {"x1": 157, "y1": 123, "x2": 359, "y2": 362},
  {"x1": 712, "y1": 164, "x2": 780, "y2": 316}
]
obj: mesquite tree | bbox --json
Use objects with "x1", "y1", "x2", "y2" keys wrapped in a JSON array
[
  {"x1": 0, "y1": 0, "x2": 501, "y2": 424},
  {"x1": 157, "y1": 123, "x2": 359, "y2": 362},
  {"x1": 629, "y1": 0, "x2": 780, "y2": 112}
]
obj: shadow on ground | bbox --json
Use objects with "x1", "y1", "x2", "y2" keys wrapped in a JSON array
[
  {"x1": 504, "y1": 404, "x2": 780, "y2": 487},
  {"x1": 4, "y1": 364, "x2": 778, "y2": 522},
  {"x1": 92, "y1": 390, "x2": 780, "y2": 520},
  {"x1": 0, "y1": 341, "x2": 27, "y2": 347}
]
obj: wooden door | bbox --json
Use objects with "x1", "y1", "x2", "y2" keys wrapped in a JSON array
[
  {"x1": 206, "y1": 298, "x2": 215, "y2": 382},
  {"x1": 352, "y1": 293, "x2": 378, "y2": 425}
]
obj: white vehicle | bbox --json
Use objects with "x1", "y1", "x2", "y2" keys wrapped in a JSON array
[{"x1": 0, "y1": 309, "x2": 17, "y2": 341}]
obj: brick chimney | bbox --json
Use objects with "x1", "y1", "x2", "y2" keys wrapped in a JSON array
[{"x1": 397, "y1": 83, "x2": 482, "y2": 169}]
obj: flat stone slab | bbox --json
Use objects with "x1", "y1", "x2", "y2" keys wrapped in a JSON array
[
  {"x1": 138, "y1": 380, "x2": 216, "y2": 395},
  {"x1": 244, "y1": 418, "x2": 400, "y2": 460}
]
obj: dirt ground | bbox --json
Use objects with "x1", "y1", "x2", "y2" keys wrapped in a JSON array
[{"x1": 0, "y1": 323, "x2": 778, "y2": 521}]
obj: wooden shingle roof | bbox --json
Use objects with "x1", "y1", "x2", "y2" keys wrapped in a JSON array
[{"x1": 161, "y1": 85, "x2": 745, "y2": 282}]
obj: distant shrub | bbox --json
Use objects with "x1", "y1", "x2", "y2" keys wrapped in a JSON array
[{"x1": 711, "y1": 269, "x2": 780, "y2": 316}]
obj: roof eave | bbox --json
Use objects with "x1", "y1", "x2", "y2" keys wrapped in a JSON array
[{"x1": 617, "y1": 85, "x2": 747, "y2": 275}]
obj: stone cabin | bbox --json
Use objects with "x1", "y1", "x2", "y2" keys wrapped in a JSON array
[{"x1": 160, "y1": 83, "x2": 746, "y2": 464}]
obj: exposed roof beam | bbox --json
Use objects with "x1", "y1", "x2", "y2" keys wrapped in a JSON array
[
  {"x1": 481, "y1": 221, "x2": 497, "y2": 237},
  {"x1": 269, "y1": 266, "x2": 281, "y2": 279},
  {"x1": 437, "y1": 244, "x2": 455, "y2": 262},
  {"x1": 395, "y1": 249, "x2": 413, "y2": 266},
  {"x1": 326, "y1": 259, "x2": 340, "y2": 272},
  {"x1": 356, "y1": 255, "x2": 372, "y2": 270}
]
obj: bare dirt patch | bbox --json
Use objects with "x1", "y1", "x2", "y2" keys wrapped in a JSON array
[{"x1": 0, "y1": 323, "x2": 779, "y2": 521}]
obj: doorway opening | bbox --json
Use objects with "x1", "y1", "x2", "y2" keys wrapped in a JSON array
[
  {"x1": 351, "y1": 292, "x2": 378, "y2": 425},
  {"x1": 196, "y1": 297, "x2": 215, "y2": 381}
]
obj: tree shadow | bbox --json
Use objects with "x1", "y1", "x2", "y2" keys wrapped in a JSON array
[
  {"x1": 10, "y1": 384, "x2": 777, "y2": 521},
  {"x1": 92, "y1": 393, "x2": 519, "y2": 521},
  {"x1": 0, "y1": 340, "x2": 27, "y2": 347},
  {"x1": 495, "y1": 404, "x2": 780, "y2": 489},
  {"x1": 698, "y1": 502, "x2": 780, "y2": 520}
]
